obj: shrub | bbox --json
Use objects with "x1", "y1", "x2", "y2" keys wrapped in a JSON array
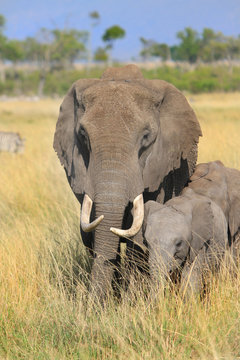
[{"x1": 0, "y1": 64, "x2": 240, "y2": 96}]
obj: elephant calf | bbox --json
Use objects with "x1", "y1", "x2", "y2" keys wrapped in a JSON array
[{"x1": 143, "y1": 187, "x2": 228, "y2": 295}]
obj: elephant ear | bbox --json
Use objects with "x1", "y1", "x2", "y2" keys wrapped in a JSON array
[
  {"x1": 190, "y1": 199, "x2": 214, "y2": 262},
  {"x1": 53, "y1": 79, "x2": 98, "y2": 195},
  {"x1": 226, "y1": 168, "x2": 240, "y2": 239},
  {"x1": 143, "y1": 80, "x2": 202, "y2": 194},
  {"x1": 190, "y1": 162, "x2": 209, "y2": 181},
  {"x1": 190, "y1": 161, "x2": 224, "y2": 182}
]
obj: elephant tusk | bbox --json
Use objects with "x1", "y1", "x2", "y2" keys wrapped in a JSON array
[
  {"x1": 110, "y1": 194, "x2": 144, "y2": 238},
  {"x1": 81, "y1": 194, "x2": 104, "y2": 232}
]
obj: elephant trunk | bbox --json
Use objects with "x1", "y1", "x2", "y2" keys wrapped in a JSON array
[
  {"x1": 90, "y1": 194, "x2": 127, "y2": 300},
  {"x1": 149, "y1": 249, "x2": 174, "y2": 283},
  {"x1": 88, "y1": 157, "x2": 144, "y2": 300}
]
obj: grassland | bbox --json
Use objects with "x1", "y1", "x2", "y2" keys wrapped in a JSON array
[{"x1": 0, "y1": 93, "x2": 239, "y2": 359}]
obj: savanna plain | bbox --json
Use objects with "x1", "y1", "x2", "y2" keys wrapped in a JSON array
[{"x1": 0, "y1": 93, "x2": 240, "y2": 359}]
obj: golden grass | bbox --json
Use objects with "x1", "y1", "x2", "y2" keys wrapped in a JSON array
[
  {"x1": 186, "y1": 92, "x2": 240, "y2": 169},
  {"x1": 0, "y1": 94, "x2": 239, "y2": 359}
]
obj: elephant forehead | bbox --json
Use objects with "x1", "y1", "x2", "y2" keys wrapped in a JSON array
[
  {"x1": 146, "y1": 223, "x2": 190, "y2": 251},
  {"x1": 79, "y1": 82, "x2": 160, "y2": 135},
  {"x1": 190, "y1": 170, "x2": 228, "y2": 198},
  {"x1": 81, "y1": 81, "x2": 158, "y2": 108},
  {"x1": 147, "y1": 208, "x2": 189, "y2": 237}
]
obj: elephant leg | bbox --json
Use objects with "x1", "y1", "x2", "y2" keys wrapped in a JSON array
[{"x1": 231, "y1": 232, "x2": 240, "y2": 265}]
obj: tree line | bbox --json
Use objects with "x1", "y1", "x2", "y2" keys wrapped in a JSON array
[
  {"x1": 0, "y1": 13, "x2": 125, "y2": 71},
  {"x1": 0, "y1": 12, "x2": 126, "y2": 94},
  {"x1": 1, "y1": 12, "x2": 240, "y2": 96},
  {"x1": 140, "y1": 27, "x2": 240, "y2": 64},
  {"x1": 1, "y1": 12, "x2": 240, "y2": 69}
]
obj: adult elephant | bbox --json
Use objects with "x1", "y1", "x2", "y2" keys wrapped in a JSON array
[{"x1": 53, "y1": 64, "x2": 202, "y2": 300}]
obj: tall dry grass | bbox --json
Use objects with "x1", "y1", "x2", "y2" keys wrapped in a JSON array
[{"x1": 0, "y1": 94, "x2": 239, "y2": 359}]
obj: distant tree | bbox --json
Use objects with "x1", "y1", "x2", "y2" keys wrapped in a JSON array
[
  {"x1": 172, "y1": 26, "x2": 240, "y2": 67},
  {"x1": 22, "y1": 37, "x2": 43, "y2": 65},
  {"x1": 198, "y1": 28, "x2": 224, "y2": 62},
  {"x1": 139, "y1": 37, "x2": 155, "y2": 60},
  {"x1": 0, "y1": 14, "x2": 5, "y2": 32},
  {"x1": 51, "y1": 29, "x2": 87, "y2": 68},
  {"x1": 89, "y1": 11, "x2": 100, "y2": 21},
  {"x1": 211, "y1": 41, "x2": 228, "y2": 61},
  {"x1": 4, "y1": 40, "x2": 24, "y2": 64},
  {"x1": 94, "y1": 46, "x2": 108, "y2": 62},
  {"x1": 32, "y1": 27, "x2": 87, "y2": 96},
  {"x1": 88, "y1": 11, "x2": 100, "y2": 67},
  {"x1": 151, "y1": 43, "x2": 171, "y2": 61},
  {"x1": 0, "y1": 14, "x2": 6, "y2": 82},
  {"x1": 32, "y1": 28, "x2": 53, "y2": 96},
  {"x1": 202, "y1": 28, "x2": 218, "y2": 45},
  {"x1": 224, "y1": 35, "x2": 240, "y2": 61},
  {"x1": 102, "y1": 25, "x2": 125, "y2": 65},
  {"x1": 169, "y1": 45, "x2": 179, "y2": 61},
  {"x1": 4, "y1": 40, "x2": 24, "y2": 93},
  {"x1": 176, "y1": 27, "x2": 200, "y2": 63},
  {"x1": 139, "y1": 37, "x2": 170, "y2": 62}
]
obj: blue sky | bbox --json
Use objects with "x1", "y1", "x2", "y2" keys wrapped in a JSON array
[{"x1": 1, "y1": 0, "x2": 240, "y2": 60}]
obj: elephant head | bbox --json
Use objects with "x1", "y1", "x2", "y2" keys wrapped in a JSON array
[
  {"x1": 144, "y1": 188, "x2": 228, "y2": 285},
  {"x1": 53, "y1": 65, "x2": 201, "y2": 299},
  {"x1": 189, "y1": 160, "x2": 240, "y2": 242}
]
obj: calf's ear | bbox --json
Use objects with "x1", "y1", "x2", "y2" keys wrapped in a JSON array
[
  {"x1": 190, "y1": 162, "x2": 209, "y2": 181},
  {"x1": 190, "y1": 200, "x2": 213, "y2": 262},
  {"x1": 226, "y1": 168, "x2": 240, "y2": 239}
]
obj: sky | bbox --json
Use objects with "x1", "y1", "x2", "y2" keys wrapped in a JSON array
[{"x1": 1, "y1": 0, "x2": 240, "y2": 61}]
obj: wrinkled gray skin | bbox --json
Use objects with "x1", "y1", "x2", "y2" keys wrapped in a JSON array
[
  {"x1": 53, "y1": 65, "x2": 201, "y2": 300},
  {"x1": 144, "y1": 187, "x2": 228, "y2": 294},
  {"x1": 188, "y1": 161, "x2": 240, "y2": 259}
]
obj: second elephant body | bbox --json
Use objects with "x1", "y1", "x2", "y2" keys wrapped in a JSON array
[{"x1": 144, "y1": 187, "x2": 228, "y2": 294}]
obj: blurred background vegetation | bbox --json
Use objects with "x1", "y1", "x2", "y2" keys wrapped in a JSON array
[
  {"x1": 1, "y1": 6, "x2": 240, "y2": 358},
  {"x1": 1, "y1": 12, "x2": 240, "y2": 96}
]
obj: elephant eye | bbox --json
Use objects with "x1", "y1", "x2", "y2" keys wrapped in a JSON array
[
  {"x1": 154, "y1": 98, "x2": 164, "y2": 109},
  {"x1": 80, "y1": 102, "x2": 85, "y2": 111},
  {"x1": 78, "y1": 125, "x2": 90, "y2": 150},
  {"x1": 141, "y1": 129, "x2": 151, "y2": 148},
  {"x1": 175, "y1": 240, "x2": 183, "y2": 248},
  {"x1": 79, "y1": 125, "x2": 87, "y2": 137}
]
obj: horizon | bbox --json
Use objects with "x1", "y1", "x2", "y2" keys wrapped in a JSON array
[{"x1": 1, "y1": 0, "x2": 240, "y2": 61}]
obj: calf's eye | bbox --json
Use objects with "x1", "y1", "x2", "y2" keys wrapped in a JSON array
[
  {"x1": 175, "y1": 240, "x2": 182, "y2": 248},
  {"x1": 141, "y1": 130, "x2": 151, "y2": 148}
]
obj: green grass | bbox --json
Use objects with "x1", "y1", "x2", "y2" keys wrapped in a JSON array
[
  {"x1": 0, "y1": 95, "x2": 239, "y2": 359},
  {"x1": 1, "y1": 64, "x2": 240, "y2": 96}
]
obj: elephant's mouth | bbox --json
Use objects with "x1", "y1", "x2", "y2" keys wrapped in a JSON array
[{"x1": 80, "y1": 193, "x2": 144, "y2": 238}]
